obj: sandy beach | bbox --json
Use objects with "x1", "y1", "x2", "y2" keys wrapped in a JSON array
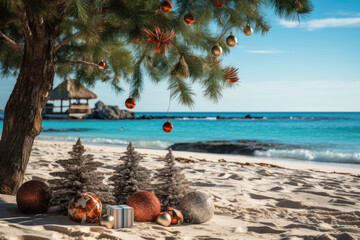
[{"x1": 0, "y1": 140, "x2": 359, "y2": 240}]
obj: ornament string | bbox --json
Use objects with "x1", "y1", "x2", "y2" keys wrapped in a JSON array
[{"x1": 167, "y1": 90, "x2": 172, "y2": 121}]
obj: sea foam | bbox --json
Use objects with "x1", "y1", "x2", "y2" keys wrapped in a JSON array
[{"x1": 255, "y1": 149, "x2": 360, "y2": 164}]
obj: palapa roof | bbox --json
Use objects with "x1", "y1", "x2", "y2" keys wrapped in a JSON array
[{"x1": 49, "y1": 78, "x2": 97, "y2": 100}]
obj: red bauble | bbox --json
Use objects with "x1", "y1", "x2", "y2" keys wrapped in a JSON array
[
  {"x1": 184, "y1": 13, "x2": 195, "y2": 25},
  {"x1": 125, "y1": 97, "x2": 136, "y2": 109},
  {"x1": 213, "y1": 0, "x2": 225, "y2": 8},
  {"x1": 99, "y1": 60, "x2": 106, "y2": 68},
  {"x1": 16, "y1": 180, "x2": 50, "y2": 214},
  {"x1": 161, "y1": 0, "x2": 172, "y2": 13},
  {"x1": 127, "y1": 191, "x2": 161, "y2": 222},
  {"x1": 163, "y1": 121, "x2": 173, "y2": 133},
  {"x1": 68, "y1": 192, "x2": 102, "y2": 224}
]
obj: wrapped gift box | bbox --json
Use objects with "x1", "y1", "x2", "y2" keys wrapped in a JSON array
[{"x1": 106, "y1": 205, "x2": 134, "y2": 228}]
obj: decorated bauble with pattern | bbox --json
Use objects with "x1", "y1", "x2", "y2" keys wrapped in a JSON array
[
  {"x1": 184, "y1": 13, "x2": 195, "y2": 25},
  {"x1": 243, "y1": 25, "x2": 253, "y2": 36},
  {"x1": 16, "y1": 180, "x2": 50, "y2": 214},
  {"x1": 99, "y1": 60, "x2": 106, "y2": 68},
  {"x1": 211, "y1": 45, "x2": 223, "y2": 57},
  {"x1": 125, "y1": 97, "x2": 136, "y2": 109},
  {"x1": 161, "y1": 0, "x2": 173, "y2": 13},
  {"x1": 212, "y1": 0, "x2": 226, "y2": 8},
  {"x1": 164, "y1": 207, "x2": 183, "y2": 225},
  {"x1": 68, "y1": 192, "x2": 102, "y2": 224},
  {"x1": 162, "y1": 120, "x2": 173, "y2": 133},
  {"x1": 226, "y1": 32, "x2": 237, "y2": 47},
  {"x1": 127, "y1": 191, "x2": 161, "y2": 222}
]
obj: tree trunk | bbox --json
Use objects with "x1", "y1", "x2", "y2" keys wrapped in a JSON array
[{"x1": 0, "y1": 24, "x2": 59, "y2": 195}]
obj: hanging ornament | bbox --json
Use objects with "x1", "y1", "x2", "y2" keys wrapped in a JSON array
[
  {"x1": 211, "y1": 45, "x2": 223, "y2": 57},
  {"x1": 171, "y1": 55, "x2": 189, "y2": 79},
  {"x1": 184, "y1": 13, "x2": 195, "y2": 25},
  {"x1": 99, "y1": 60, "x2": 106, "y2": 68},
  {"x1": 161, "y1": 0, "x2": 173, "y2": 13},
  {"x1": 226, "y1": 32, "x2": 237, "y2": 47},
  {"x1": 125, "y1": 97, "x2": 136, "y2": 109},
  {"x1": 144, "y1": 28, "x2": 176, "y2": 55},
  {"x1": 163, "y1": 120, "x2": 173, "y2": 133},
  {"x1": 212, "y1": 0, "x2": 226, "y2": 8},
  {"x1": 243, "y1": 25, "x2": 253, "y2": 36},
  {"x1": 223, "y1": 67, "x2": 239, "y2": 83}
]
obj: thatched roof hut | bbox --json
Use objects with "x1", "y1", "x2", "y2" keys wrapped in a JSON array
[
  {"x1": 43, "y1": 78, "x2": 97, "y2": 119},
  {"x1": 49, "y1": 78, "x2": 97, "y2": 100}
]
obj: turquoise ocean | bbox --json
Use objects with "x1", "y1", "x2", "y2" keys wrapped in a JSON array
[{"x1": 1, "y1": 112, "x2": 359, "y2": 165}]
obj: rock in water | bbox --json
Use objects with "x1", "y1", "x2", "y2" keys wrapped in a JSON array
[
  {"x1": 92, "y1": 101, "x2": 135, "y2": 120},
  {"x1": 178, "y1": 191, "x2": 214, "y2": 224}
]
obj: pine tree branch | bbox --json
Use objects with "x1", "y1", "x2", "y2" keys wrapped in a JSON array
[
  {"x1": 17, "y1": 9, "x2": 33, "y2": 39},
  {"x1": 54, "y1": 32, "x2": 81, "y2": 53},
  {"x1": 0, "y1": 31, "x2": 22, "y2": 55},
  {"x1": 55, "y1": 60, "x2": 110, "y2": 73}
]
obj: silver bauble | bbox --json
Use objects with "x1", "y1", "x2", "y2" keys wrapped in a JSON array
[
  {"x1": 226, "y1": 33, "x2": 237, "y2": 47},
  {"x1": 243, "y1": 25, "x2": 253, "y2": 36},
  {"x1": 211, "y1": 45, "x2": 223, "y2": 57},
  {"x1": 156, "y1": 212, "x2": 172, "y2": 227},
  {"x1": 99, "y1": 214, "x2": 115, "y2": 229},
  {"x1": 178, "y1": 191, "x2": 214, "y2": 224}
]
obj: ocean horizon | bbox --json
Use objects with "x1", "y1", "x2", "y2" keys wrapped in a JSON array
[{"x1": 1, "y1": 111, "x2": 360, "y2": 165}]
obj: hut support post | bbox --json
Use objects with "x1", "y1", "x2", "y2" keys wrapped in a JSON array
[{"x1": 60, "y1": 100, "x2": 63, "y2": 113}]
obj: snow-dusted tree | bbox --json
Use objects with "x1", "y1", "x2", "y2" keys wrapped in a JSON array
[
  {"x1": 154, "y1": 148, "x2": 191, "y2": 209},
  {"x1": 110, "y1": 142, "x2": 152, "y2": 204},
  {"x1": 49, "y1": 138, "x2": 115, "y2": 215}
]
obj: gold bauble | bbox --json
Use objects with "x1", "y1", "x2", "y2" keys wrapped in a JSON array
[
  {"x1": 156, "y1": 212, "x2": 172, "y2": 227},
  {"x1": 99, "y1": 214, "x2": 115, "y2": 229},
  {"x1": 226, "y1": 33, "x2": 237, "y2": 47},
  {"x1": 243, "y1": 25, "x2": 253, "y2": 36},
  {"x1": 211, "y1": 45, "x2": 223, "y2": 57}
]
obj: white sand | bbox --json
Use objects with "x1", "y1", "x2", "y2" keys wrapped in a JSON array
[{"x1": 1, "y1": 140, "x2": 359, "y2": 240}]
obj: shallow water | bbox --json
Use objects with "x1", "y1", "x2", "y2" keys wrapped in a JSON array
[{"x1": 1, "y1": 112, "x2": 359, "y2": 164}]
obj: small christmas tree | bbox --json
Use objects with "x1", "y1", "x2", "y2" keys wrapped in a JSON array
[
  {"x1": 110, "y1": 142, "x2": 152, "y2": 204},
  {"x1": 49, "y1": 138, "x2": 115, "y2": 215},
  {"x1": 154, "y1": 148, "x2": 191, "y2": 209}
]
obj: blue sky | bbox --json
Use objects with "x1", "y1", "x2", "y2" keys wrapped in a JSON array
[{"x1": 1, "y1": 0, "x2": 360, "y2": 112}]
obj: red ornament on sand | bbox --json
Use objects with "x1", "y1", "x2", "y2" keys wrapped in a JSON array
[
  {"x1": 184, "y1": 13, "x2": 195, "y2": 25},
  {"x1": 127, "y1": 191, "x2": 161, "y2": 222},
  {"x1": 213, "y1": 0, "x2": 226, "y2": 8},
  {"x1": 125, "y1": 97, "x2": 136, "y2": 109},
  {"x1": 161, "y1": 0, "x2": 173, "y2": 12},
  {"x1": 99, "y1": 60, "x2": 106, "y2": 68},
  {"x1": 16, "y1": 180, "x2": 50, "y2": 214},
  {"x1": 163, "y1": 120, "x2": 173, "y2": 133},
  {"x1": 68, "y1": 192, "x2": 102, "y2": 224}
]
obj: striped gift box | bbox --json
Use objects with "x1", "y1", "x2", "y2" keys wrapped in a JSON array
[{"x1": 106, "y1": 205, "x2": 134, "y2": 229}]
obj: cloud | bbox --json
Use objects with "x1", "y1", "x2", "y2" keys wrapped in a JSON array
[
  {"x1": 279, "y1": 17, "x2": 360, "y2": 30},
  {"x1": 246, "y1": 50, "x2": 282, "y2": 54}
]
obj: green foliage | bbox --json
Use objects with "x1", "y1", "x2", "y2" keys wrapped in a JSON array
[{"x1": 0, "y1": 0, "x2": 313, "y2": 106}]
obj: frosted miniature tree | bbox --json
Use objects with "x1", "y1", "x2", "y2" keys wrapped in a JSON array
[
  {"x1": 154, "y1": 148, "x2": 191, "y2": 209},
  {"x1": 49, "y1": 138, "x2": 115, "y2": 215},
  {"x1": 110, "y1": 142, "x2": 152, "y2": 204}
]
